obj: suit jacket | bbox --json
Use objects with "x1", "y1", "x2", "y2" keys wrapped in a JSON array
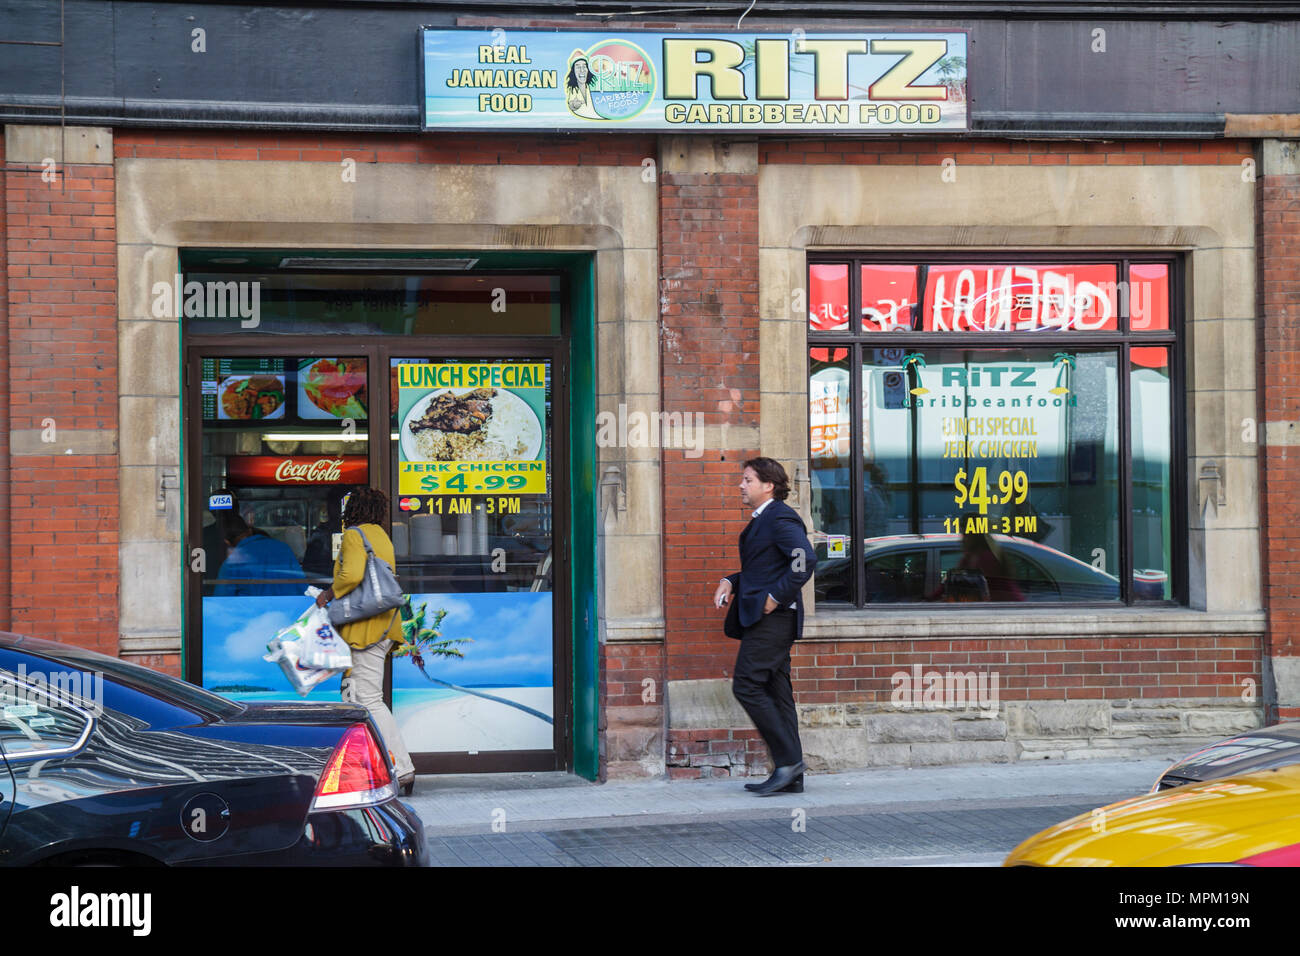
[{"x1": 723, "y1": 498, "x2": 817, "y2": 640}]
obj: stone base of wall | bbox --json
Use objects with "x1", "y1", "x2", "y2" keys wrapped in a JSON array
[
  {"x1": 605, "y1": 704, "x2": 665, "y2": 779},
  {"x1": 665, "y1": 678, "x2": 1264, "y2": 775}
]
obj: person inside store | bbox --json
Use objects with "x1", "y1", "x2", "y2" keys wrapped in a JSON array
[
  {"x1": 301, "y1": 491, "x2": 349, "y2": 578},
  {"x1": 935, "y1": 532, "x2": 1025, "y2": 603},
  {"x1": 712, "y1": 457, "x2": 816, "y2": 797},
  {"x1": 213, "y1": 507, "x2": 306, "y2": 596},
  {"x1": 314, "y1": 487, "x2": 416, "y2": 796},
  {"x1": 201, "y1": 490, "x2": 234, "y2": 581}
]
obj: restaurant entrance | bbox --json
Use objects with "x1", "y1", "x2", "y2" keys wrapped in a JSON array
[{"x1": 182, "y1": 255, "x2": 581, "y2": 773}]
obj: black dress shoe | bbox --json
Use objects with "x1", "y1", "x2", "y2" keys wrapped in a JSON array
[
  {"x1": 745, "y1": 773, "x2": 803, "y2": 793},
  {"x1": 752, "y1": 762, "x2": 806, "y2": 796}
]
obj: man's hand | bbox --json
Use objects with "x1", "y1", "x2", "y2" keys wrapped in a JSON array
[
  {"x1": 713, "y1": 579, "x2": 732, "y2": 609},
  {"x1": 763, "y1": 595, "x2": 779, "y2": 614}
]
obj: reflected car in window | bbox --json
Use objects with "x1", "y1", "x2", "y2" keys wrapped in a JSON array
[
  {"x1": 0, "y1": 632, "x2": 429, "y2": 867},
  {"x1": 812, "y1": 533, "x2": 1124, "y2": 603}
]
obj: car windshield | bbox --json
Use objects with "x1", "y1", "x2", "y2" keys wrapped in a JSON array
[{"x1": 0, "y1": 634, "x2": 245, "y2": 720}]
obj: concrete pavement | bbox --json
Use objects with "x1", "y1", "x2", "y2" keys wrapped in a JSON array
[{"x1": 403, "y1": 756, "x2": 1174, "y2": 865}]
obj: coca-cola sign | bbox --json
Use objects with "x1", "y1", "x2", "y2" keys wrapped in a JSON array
[{"x1": 226, "y1": 456, "x2": 368, "y2": 486}]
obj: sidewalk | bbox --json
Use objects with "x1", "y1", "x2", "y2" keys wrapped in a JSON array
[{"x1": 405, "y1": 756, "x2": 1172, "y2": 835}]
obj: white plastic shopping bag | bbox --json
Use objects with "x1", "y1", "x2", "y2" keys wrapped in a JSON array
[
  {"x1": 263, "y1": 636, "x2": 337, "y2": 697},
  {"x1": 263, "y1": 597, "x2": 351, "y2": 696},
  {"x1": 299, "y1": 605, "x2": 353, "y2": 670}
]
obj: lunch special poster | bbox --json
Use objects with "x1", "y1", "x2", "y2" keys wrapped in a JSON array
[{"x1": 397, "y1": 361, "x2": 548, "y2": 496}]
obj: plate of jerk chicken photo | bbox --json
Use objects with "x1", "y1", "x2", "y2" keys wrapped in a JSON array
[{"x1": 401, "y1": 386, "x2": 542, "y2": 463}]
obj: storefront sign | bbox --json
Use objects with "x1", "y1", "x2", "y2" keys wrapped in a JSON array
[
  {"x1": 397, "y1": 362, "x2": 548, "y2": 495},
  {"x1": 225, "y1": 456, "x2": 368, "y2": 486},
  {"x1": 421, "y1": 28, "x2": 967, "y2": 132}
]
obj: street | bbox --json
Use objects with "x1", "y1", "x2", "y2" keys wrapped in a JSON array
[{"x1": 406, "y1": 757, "x2": 1172, "y2": 866}]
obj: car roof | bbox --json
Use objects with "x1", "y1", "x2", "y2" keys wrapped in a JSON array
[{"x1": 0, "y1": 630, "x2": 244, "y2": 719}]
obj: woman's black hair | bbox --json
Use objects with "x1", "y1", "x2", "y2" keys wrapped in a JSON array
[
  {"x1": 566, "y1": 57, "x2": 590, "y2": 94},
  {"x1": 742, "y1": 457, "x2": 791, "y2": 501},
  {"x1": 343, "y1": 486, "x2": 388, "y2": 527}
]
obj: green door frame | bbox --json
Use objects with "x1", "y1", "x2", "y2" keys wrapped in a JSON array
[{"x1": 177, "y1": 248, "x2": 600, "y2": 780}]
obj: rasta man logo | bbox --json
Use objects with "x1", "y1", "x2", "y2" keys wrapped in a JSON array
[{"x1": 564, "y1": 40, "x2": 655, "y2": 121}]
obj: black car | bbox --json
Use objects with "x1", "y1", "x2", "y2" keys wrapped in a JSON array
[
  {"x1": 1153, "y1": 722, "x2": 1300, "y2": 791},
  {"x1": 0, "y1": 632, "x2": 428, "y2": 866},
  {"x1": 813, "y1": 533, "x2": 1126, "y2": 603}
]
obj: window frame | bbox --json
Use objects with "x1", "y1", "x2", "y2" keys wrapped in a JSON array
[{"x1": 807, "y1": 251, "x2": 1186, "y2": 609}]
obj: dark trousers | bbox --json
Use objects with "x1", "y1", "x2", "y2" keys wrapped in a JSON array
[{"x1": 731, "y1": 608, "x2": 802, "y2": 768}]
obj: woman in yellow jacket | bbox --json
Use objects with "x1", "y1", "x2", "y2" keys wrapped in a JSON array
[{"x1": 314, "y1": 487, "x2": 415, "y2": 795}]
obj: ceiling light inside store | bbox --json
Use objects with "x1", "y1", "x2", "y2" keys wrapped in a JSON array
[
  {"x1": 276, "y1": 257, "x2": 479, "y2": 271},
  {"x1": 260, "y1": 433, "x2": 369, "y2": 442}
]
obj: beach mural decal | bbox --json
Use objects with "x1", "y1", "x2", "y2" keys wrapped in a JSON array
[{"x1": 202, "y1": 591, "x2": 554, "y2": 753}]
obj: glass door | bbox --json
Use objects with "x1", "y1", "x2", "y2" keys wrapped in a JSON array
[
  {"x1": 191, "y1": 353, "x2": 373, "y2": 702},
  {"x1": 390, "y1": 356, "x2": 562, "y2": 769}
]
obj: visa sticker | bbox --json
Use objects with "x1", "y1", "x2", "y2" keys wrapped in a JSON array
[
  {"x1": 209, "y1": 494, "x2": 233, "y2": 510},
  {"x1": 827, "y1": 535, "x2": 847, "y2": 558}
]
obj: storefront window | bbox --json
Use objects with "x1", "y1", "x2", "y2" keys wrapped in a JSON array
[
  {"x1": 388, "y1": 357, "x2": 556, "y2": 753},
  {"x1": 808, "y1": 257, "x2": 1178, "y2": 606},
  {"x1": 197, "y1": 356, "x2": 372, "y2": 697}
]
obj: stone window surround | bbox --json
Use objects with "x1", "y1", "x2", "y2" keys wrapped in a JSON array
[
  {"x1": 114, "y1": 154, "x2": 662, "y2": 657},
  {"x1": 755, "y1": 157, "x2": 1263, "y2": 638},
  {"x1": 106, "y1": 140, "x2": 1265, "y2": 653}
]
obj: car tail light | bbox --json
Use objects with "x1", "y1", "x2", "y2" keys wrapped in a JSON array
[{"x1": 311, "y1": 723, "x2": 397, "y2": 811}]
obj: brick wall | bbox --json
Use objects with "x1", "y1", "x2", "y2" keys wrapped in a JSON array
[
  {"x1": 601, "y1": 641, "x2": 665, "y2": 779},
  {"x1": 3, "y1": 141, "x2": 119, "y2": 653},
  {"x1": 660, "y1": 166, "x2": 760, "y2": 691},
  {"x1": 0, "y1": 131, "x2": 9, "y2": 633},
  {"x1": 669, "y1": 635, "x2": 1260, "y2": 776},
  {"x1": 659, "y1": 136, "x2": 1263, "y2": 777},
  {"x1": 1258, "y1": 149, "x2": 1300, "y2": 722}
]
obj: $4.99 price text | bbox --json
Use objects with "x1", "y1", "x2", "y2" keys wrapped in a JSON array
[{"x1": 952, "y1": 467, "x2": 1029, "y2": 515}]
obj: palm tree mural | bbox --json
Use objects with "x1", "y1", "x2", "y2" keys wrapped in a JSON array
[
  {"x1": 935, "y1": 56, "x2": 967, "y2": 102},
  {"x1": 394, "y1": 599, "x2": 553, "y2": 725}
]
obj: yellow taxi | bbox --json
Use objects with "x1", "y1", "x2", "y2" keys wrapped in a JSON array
[{"x1": 1003, "y1": 763, "x2": 1300, "y2": 866}]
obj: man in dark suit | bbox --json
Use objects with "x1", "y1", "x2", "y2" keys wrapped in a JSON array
[{"x1": 713, "y1": 457, "x2": 816, "y2": 796}]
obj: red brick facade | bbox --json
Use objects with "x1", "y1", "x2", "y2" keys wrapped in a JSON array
[
  {"x1": 2, "y1": 138, "x2": 119, "y2": 653},
  {"x1": 0, "y1": 124, "x2": 1280, "y2": 777},
  {"x1": 1258, "y1": 152, "x2": 1300, "y2": 723}
]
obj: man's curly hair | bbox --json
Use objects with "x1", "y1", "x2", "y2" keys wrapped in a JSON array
[{"x1": 342, "y1": 486, "x2": 388, "y2": 528}]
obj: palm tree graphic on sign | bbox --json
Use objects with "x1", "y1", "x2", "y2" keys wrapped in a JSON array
[
  {"x1": 1051, "y1": 352, "x2": 1076, "y2": 395},
  {"x1": 902, "y1": 352, "x2": 929, "y2": 394}
]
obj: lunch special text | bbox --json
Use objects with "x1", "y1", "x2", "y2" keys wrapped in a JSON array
[
  {"x1": 401, "y1": 461, "x2": 545, "y2": 472},
  {"x1": 399, "y1": 364, "x2": 545, "y2": 389}
]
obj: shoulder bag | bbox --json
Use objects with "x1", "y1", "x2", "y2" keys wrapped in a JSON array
[{"x1": 328, "y1": 526, "x2": 406, "y2": 627}]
